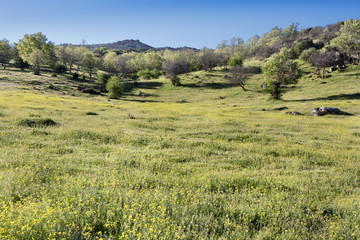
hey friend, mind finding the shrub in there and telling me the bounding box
[292,38,315,57]
[72,73,79,80]
[54,63,67,73]
[106,76,124,99]
[85,112,98,115]
[246,66,262,74]
[300,48,317,63]
[137,69,163,80]
[164,59,190,86]
[18,118,58,127]
[97,73,111,91]
[227,54,243,67]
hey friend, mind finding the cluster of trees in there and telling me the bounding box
[0,19,358,100]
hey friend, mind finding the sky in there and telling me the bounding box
[2,0,360,49]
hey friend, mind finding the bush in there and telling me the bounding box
[228,54,243,67]
[106,76,124,99]
[246,66,262,74]
[14,57,29,70]
[72,73,79,80]
[18,118,58,127]
[85,112,98,115]
[137,69,163,80]
[300,48,317,63]
[292,38,315,57]
[54,63,67,73]
[97,73,111,91]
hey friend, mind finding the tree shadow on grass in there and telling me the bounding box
[181,82,234,89]
[289,93,360,102]
[124,81,163,92]
[121,98,162,103]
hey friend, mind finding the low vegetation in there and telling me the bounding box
[0,18,359,239]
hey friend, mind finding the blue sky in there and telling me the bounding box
[2,0,359,49]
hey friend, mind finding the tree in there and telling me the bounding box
[106,76,124,99]
[198,49,219,71]
[164,59,190,86]
[330,19,360,63]
[227,53,243,67]
[311,50,345,78]
[27,49,46,75]
[262,48,301,100]
[82,52,100,81]
[0,39,13,69]
[16,32,53,74]
[54,45,67,65]
[64,45,79,73]
[103,52,119,75]
[229,66,249,91]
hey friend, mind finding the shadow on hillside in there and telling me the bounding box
[345,73,360,77]
[289,93,360,102]
[124,81,163,92]
[121,98,162,103]
[181,82,234,89]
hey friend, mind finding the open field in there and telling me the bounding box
[0,65,359,239]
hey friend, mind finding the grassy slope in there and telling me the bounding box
[0,64,359,239]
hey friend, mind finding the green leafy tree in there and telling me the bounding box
[27,49,46,75]
[82,52,100,81]
[106,76,124,99]
[16,32,54,74]
[330,19,360,63]
[103,52,119,75]
[262,48,302,100]
[0,39,13,69]
[64,45,79,73]
[227,53,243,67]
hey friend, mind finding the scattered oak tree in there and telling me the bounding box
[262,48,301,100]
[0,39,13,69]
[16,32,53,75]
[330,19,360,63]
[27,49,47,75]
[311,50,345,78]
[82,52,100,81]
[106,76,124,99]
[164,59,190,86]
[229,66,249,91]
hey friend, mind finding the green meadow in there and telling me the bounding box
[0,64,359,239]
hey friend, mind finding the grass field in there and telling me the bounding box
[0,64,359,239]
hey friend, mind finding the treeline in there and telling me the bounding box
[0,19,359,99]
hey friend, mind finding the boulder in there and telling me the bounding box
[311,107,341,116]
[286,111,302,115]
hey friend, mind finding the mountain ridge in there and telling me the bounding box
[69,39,198,52]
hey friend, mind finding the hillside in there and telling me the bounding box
[71,39,198,51]
[0,60,359,238]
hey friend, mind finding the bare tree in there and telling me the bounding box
[311,50,345,78]
[229,66,249,91]
[164,59,190,86]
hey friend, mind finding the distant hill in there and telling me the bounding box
[69,39,198,52]
[85,39,154,51]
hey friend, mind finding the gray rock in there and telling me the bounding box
[286,111,303,115]
[312,107,341,116]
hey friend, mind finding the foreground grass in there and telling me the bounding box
[0,66,359,239]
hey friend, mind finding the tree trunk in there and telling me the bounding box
[33,65,40,75]
[273,82,281,100]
